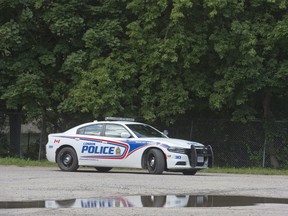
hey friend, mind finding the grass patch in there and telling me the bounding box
[203,167,288,175]
[0,157,56,167]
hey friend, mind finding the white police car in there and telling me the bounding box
[46,117,213,175]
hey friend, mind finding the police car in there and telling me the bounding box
[46,117,213,175]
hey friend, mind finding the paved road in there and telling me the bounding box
[1,166,288,215]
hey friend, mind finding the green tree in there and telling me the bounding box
[68,0,214,124]
[204,0,288,167]
[1,0,288,167]
[59,0,140,120]
[0,0,93,157]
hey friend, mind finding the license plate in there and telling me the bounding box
[197,156,204,163]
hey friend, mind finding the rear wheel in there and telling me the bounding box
[95,167,112,172]
[146,149,165,174]
[57,147,79,171]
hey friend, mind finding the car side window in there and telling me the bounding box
[104,124,129,138]
[77,124,103,136]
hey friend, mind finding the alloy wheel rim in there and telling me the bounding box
[63,154,72,166]
[149,156,155,169]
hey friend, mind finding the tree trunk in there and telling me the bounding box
[9,109,22,158]
[38,110,48,160]
[263,91,279,169]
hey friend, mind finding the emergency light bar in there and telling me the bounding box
[105,117,135,122]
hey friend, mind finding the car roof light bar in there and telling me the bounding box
[105,117,135,122]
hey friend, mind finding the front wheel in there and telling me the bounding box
[146,149,165,174]
[57,147,79,171]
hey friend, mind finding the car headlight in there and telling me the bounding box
[167,147,187,154]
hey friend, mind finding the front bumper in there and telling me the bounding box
[189,145,214,168]
[166,145,214,170]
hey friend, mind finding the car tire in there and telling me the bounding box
[146,149,165,174]
[95,167,112,172]
[57,147,79,171]
[182,170,197,175]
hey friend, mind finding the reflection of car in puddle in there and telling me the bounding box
[45,195,205,208]
[140,195,208,207]
[2,195,288,209]
[46,196,133,208]
[45,195,288,208]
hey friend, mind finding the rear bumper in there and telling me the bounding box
[46,143,56,162]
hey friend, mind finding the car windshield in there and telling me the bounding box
[126,124,165,138]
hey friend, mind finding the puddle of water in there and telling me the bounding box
[1,195,288,209]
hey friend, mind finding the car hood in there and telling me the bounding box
[137,137,204,148]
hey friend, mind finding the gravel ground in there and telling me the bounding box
[1,166,288,216]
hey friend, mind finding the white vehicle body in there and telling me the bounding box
[46,118,213,175]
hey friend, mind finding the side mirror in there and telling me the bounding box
[121,132,131,138]
[163,130,169,136]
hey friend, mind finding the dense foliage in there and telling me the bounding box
[1,0,288,165]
